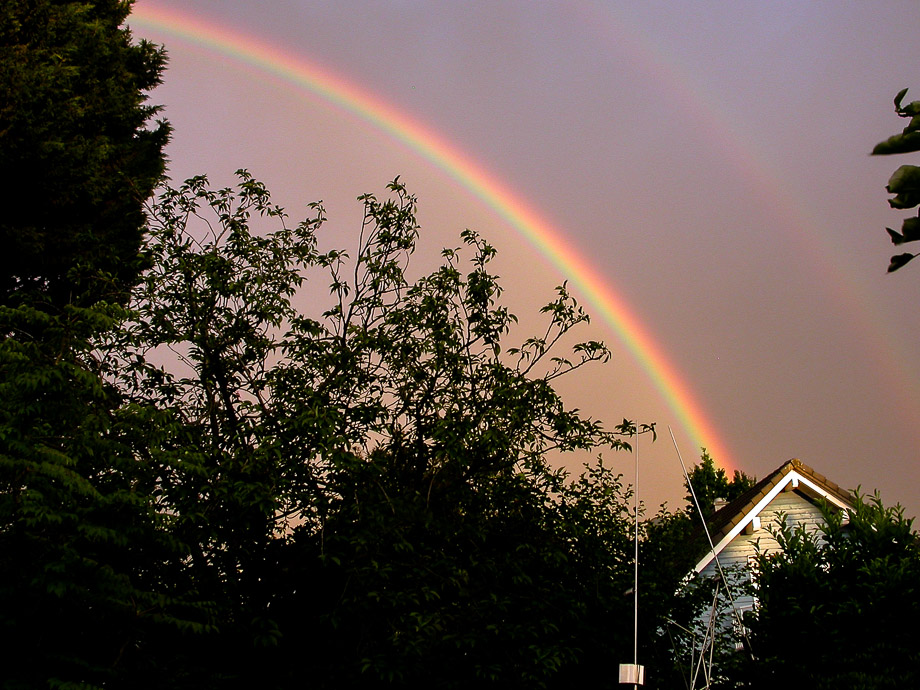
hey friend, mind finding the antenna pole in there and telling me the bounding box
[633,426,639,667]
[619,424,645,685]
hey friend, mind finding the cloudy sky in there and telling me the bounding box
[131,0,920,514]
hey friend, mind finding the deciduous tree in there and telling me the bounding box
[112,171,663,687]
[729,494,920,689]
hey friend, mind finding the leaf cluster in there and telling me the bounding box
[872,88,920,272]
[76,171,674,688]
[0,0,170,306]
[730,494,920,689]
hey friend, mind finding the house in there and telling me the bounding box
[689,458,855,645]
[693,458,854,579]
[668,460,857,687]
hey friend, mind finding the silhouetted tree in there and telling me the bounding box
[0,4,193,688]
[729,494,920,689]
[110,172,668,688]
[686,448,755,517]
[0,0,169,306]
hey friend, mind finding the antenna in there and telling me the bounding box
[619,423,645,686]
[669,426,753,664]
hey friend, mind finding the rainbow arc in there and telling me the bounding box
[130,4,737,470]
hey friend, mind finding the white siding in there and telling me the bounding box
[698,490,827,613]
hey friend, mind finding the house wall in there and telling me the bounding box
[698,489,828,615]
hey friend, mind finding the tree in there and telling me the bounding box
[685,448,755,517]
[730,494,920,689]
[872,88,920,272]
[639,505,724,689]
[0,4,702,684]
[0,4,192,688]
[108,171,667,688]
[0,0,169,306]
[0,302,213,688]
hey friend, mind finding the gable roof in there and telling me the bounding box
[692,458,855,574]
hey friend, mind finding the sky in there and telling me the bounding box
[130,0,920,515]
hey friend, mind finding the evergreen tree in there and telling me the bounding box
[685,448,755,517]
[0,0,169,306]
[0,3,187,688]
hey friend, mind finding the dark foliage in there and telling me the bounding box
[872,88,920,272]
[0,0,169,306]
[0,4,192,688]
[686,448,755,518]
[21,5,920,687]
[729,494,920,689]
[103,172,667,688]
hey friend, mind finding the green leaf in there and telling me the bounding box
[887,227,906,245]
[902,215,920,242]
[888,253,917,272]
[872,130,920,155]
[886,165,920,209]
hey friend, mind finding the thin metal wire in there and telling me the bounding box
[669,426,753,658]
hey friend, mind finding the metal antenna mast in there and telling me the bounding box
[619,424,645,686]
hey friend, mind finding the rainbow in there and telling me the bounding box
[129,3,737,470]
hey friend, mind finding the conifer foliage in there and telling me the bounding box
[0,0,169,306]
[0,2,178,687]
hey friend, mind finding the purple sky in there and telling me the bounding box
[133,0,920,514]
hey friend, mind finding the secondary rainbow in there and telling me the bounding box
[130,3,737,470]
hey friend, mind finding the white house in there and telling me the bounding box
[685,458,855,669]
[693,458,854,583]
